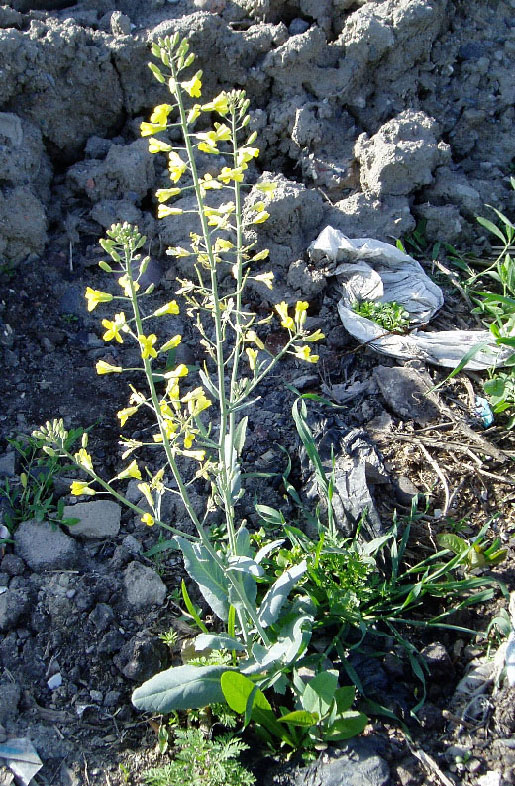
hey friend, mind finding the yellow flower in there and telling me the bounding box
[102,312,128,343]
[275,301,294,330]
[245,330,264,349]
[181,72,202,98]
[70,481,95,496]
[202,93,229,115]
[168,151,188,182]
[294,301,309,329]
[148,137,172,154]
[150,104,173,125]
[155,187,182,202]
[181,387,212,416]
[187,104,202,124]
[138,334,158,360]
[200,174,223,194]
[294,345,319,363]
[237,146,259,166]
[153,300,180,316]
[140,121,167,137]
[158,205,184,218]
[141,513,154,526]
[214,238,234,252]
[167,246,191,257]
[252,210,270,224]
[254,272,274,290]
[159,334,182,353]
[117,406,138,427]
[183,431,195,449]
[117,460,142,480]
[96,360,123,375]
[164,363,189,380]
[182,449,206,462]
[304,329,325,342]
[117,275,139,297]
[85,287,113,312]
[74,448,93,472]
[213,123,231,142]
[218,166,245,184]
[137,482,153,508]
[246,347,258,371]
[256,181,277,196]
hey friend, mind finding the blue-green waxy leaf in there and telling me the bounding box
[194,633,246,652]
[258,560,307,627]
[301,671,338,717]
[132,665,230,713]
[175,537,229,621]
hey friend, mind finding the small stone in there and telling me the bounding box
[0,722,6,742]
[124,562,167,610]
[295,737,390,786]
[122,535,143,555]
[114,633,168,681]
[393,476,420,506]
[421,642,454,681]
[89,689,103,703]
[104,690,121,708]
[14,520,80,571]
[0,554,25,576]
[110,11,131,36]
[89,603,115,633]
[0,588,32,632]
[373,365,441,425]
[98,629,125,655]
[48,673,62,690]
[63,500,121,539]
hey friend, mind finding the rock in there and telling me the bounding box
[66,139,155,203]
[123,561,167,610]
[289,18,310,36]
[0,186,48,264]
[393,475,420,507]
[0,554,25,576]
[0,6,23,28]
[0,452,16,478]
[0,680,21,723]
[0,114,52,200]
[114,632,168,681]
[62,500,121,539]
[413,203,462,244]
[98,629,125,655]
[14,519,80,571]
[110,11,131,37]
[421,642,455,681]
[295,738,390,786]
[88,603,115,633]
[91,199,143,229]
[325,193,415,241]
[355,111,450,197]
[373,366,441,425]
[0,588,31,633]
[244,175,325,271]
[287,259,326,299]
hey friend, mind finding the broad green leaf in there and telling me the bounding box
[334,685,356,713]
[194,633,246,652]
[221,671,270,714]
[258,560,307,627]
[132,664,229,713]
[323,711,368,741]
[278,710,318,727]
[301,671,338,717]
[438,533,469,555]
[255,504,285,526]
[235,525,252,557]
[176,537,229,621]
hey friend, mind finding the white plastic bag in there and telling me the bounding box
[309,227,510,369]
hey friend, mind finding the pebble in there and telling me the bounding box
[14,519,80,571]
[123,562,167,610]
[63,500,121,539]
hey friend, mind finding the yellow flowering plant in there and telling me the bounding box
[34,36,336,737]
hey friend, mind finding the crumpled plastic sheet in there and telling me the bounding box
[309,226,511,369]
[0,739,42,786]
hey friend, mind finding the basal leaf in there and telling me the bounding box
[258,560,307,627]
[132,664,229,713]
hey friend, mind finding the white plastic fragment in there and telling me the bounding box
[0,739,42,786]
[505,631,515,686]
[309,227,511,369]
